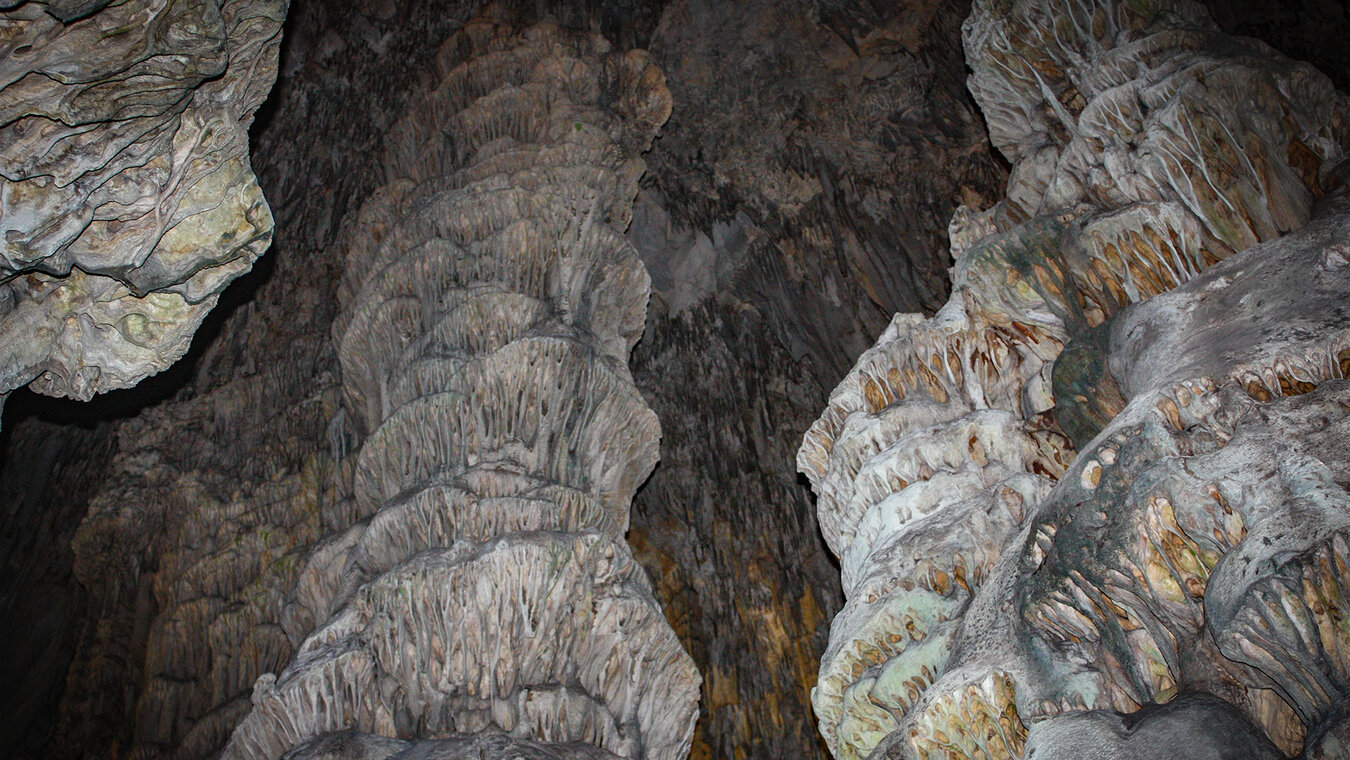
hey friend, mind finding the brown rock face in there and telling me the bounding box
[0,0,286,402]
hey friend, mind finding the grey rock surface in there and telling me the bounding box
[281,731,624,760]
[1022,693,1282,760]
[0,0,286,401]
[221,15,698,760]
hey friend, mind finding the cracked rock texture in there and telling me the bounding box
[799,0,1350,758]
[0,0,286,402]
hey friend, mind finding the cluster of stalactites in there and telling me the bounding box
[221,15,697,760]
[799,0,1350,758]
[0,0,285,404]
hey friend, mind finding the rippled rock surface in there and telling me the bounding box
[221,14,698,760]
[799,1,1350,758]
[0,0,286,402]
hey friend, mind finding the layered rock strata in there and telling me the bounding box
[0,0,285,403]
[799,1,1350,758]
[221,16,698,760]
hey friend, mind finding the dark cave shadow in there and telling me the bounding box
[798,470,841,574]
[246,18,294,148]
[249,81,283,148]
[0,245,279,450]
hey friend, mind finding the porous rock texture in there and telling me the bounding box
[799,1,1350,758]
[0,0,285,403]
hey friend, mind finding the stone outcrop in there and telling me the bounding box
[0,0,286,403]
[799,1,1350,758]
[220,15,698,760]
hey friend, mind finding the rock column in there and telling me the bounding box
[222,15,698,760]
[799,1,1350,758]
[0,0,285,405]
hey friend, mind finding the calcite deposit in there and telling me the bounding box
[799,0,1350,758]
[0,0,286,402]
[9,1,1350,760]
[221,15,698,760]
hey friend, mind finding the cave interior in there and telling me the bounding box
[3,1,1350,759]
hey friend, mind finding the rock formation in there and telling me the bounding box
[622,3,1006,756]
[219,14,699,760]
[799,0,1350,758]
[0,0,286,403]
[6,1,1350,759]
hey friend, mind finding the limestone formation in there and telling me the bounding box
[1022,693,1282,760]
[281,731,624,760]
[13,2,1350,760]
[799,1,1350,758]
[0,0,286,403]
[222,16,698,760]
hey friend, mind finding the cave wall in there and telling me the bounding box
[0,1,1001,758]
[624,2,1007,758]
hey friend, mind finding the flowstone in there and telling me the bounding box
[0,0,286,403]
[222,15,698,760]
[799,1,1350,758]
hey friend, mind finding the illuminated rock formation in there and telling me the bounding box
[15,2,1350,760]
[799,1,1350,758]
[0,0,286,402]
[221,16,698,760]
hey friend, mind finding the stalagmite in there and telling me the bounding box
[221,14,698,760]
[799,0,1350,758]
